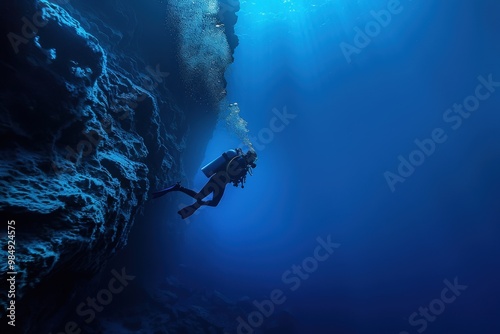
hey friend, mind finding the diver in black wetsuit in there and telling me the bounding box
[153,148,257,219]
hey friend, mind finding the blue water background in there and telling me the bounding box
[171,1,500,332]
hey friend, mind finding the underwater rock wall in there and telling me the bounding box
[0,0,239,332]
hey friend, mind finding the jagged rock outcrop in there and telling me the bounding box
[0,0,239,332]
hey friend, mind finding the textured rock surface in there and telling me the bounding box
[0,0,239,332]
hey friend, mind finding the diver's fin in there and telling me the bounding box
[178,202,201,219]
[152,182,181,199]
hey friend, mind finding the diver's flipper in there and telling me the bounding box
[178,202,201,219]
[152,182,181,199]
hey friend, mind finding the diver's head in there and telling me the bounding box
[245,149,258,167]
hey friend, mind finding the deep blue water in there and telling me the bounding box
[171,1,500,333]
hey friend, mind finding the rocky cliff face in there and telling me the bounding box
[0,0,239,332]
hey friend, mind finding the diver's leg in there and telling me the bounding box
[177,179,216,219]
[178,188,225,219]
[200,172,229,206]
[203,184,226,207]
[152,182,182,199]
[178,201,202,219]
[194,175,221,201]
[178,183,227,218]
[153,181,201,199]
[176,186,198,198]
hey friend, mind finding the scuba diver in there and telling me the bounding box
[153,148,257,219]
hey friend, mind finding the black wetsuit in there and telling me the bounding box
[175,155,249,218]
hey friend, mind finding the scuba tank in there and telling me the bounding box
[201,149,242,178]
